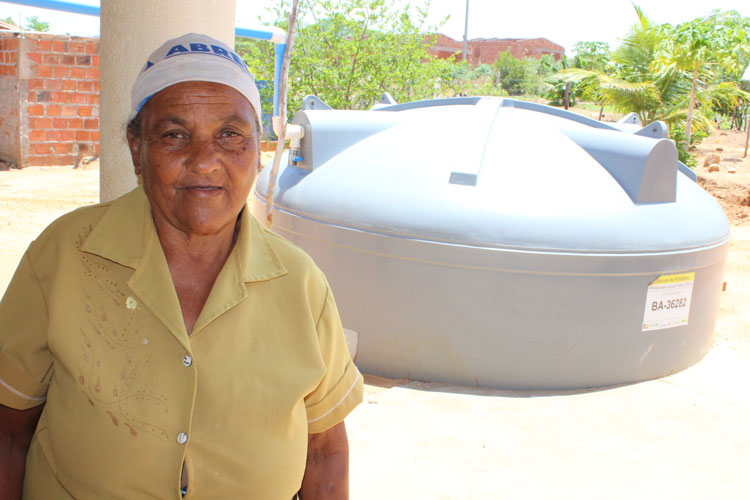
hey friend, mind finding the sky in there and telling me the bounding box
[1,0,749,57]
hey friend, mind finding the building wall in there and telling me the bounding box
[428,34,564,66]
[0,35,20,167]
[0,31,100,168]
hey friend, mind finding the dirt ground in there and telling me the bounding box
[694,129,750,225]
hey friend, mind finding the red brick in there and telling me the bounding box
[68,117,83,129]
[28,78,44,90]
[91,55,99,66]
[32,143,53,154]
[62,80,76,90]
[59,130,75,141]
[26,155,46,166]
[27,91,36,102]
[43,53,59,65]
[68,42,84,53]
[85,41,98,55]
[53,118,68,128]
[91,131,100,143]
[44,79,61,90]
[46,104,62,116]
[53,66,70,78]
[77,106,93,117]
[84,67,99,80]
[75,130,90,141]
[31,117,52,129]
[85,94,99,105]
[29,130,45,141]
[35,39,52,51]
[56,154,76,166]
[27,52,42,64]
[62,105,77,116]
[61,55,75,65]
[36,65,53,77]
[70,67,85,79]
[92,81,100,92]
[25,155,41,166]
[75,55,91,66]
[77,81,92,92]
[83,118,98,130]
[28,104,44,116]
[53,92,70,103]
[3,38,18,50]
[69,92,85,104]
[45,130,60,141]
[53,143,73,154]
[8,52,16,63]
[52,40,67,52]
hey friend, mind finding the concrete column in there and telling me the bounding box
[99,0,236,202]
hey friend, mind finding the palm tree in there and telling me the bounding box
[554,4,750,161]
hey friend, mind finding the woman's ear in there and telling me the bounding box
[127,128,142,176]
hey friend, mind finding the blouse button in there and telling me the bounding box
[177,432,188,445]
[182,355,193,367]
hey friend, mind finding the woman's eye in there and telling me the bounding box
[221,130,241,138]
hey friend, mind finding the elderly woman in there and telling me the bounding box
[0,33,362,499]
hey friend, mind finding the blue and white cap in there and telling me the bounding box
[130,33,262,132]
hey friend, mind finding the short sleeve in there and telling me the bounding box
[304,280,363,434]
[0,252,52,409]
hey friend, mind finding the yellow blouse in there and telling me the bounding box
[0,186,362,499]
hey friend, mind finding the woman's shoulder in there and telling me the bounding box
[28,188,141,260]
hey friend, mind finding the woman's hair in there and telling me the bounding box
[126,111,142,141]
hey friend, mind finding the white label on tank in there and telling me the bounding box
[642,272,695,331]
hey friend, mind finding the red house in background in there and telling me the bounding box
[429,34,564,65]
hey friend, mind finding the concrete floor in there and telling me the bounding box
[347,228,750,500]
[348,348,749,499]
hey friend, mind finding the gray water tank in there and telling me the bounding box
[254,97,729,390]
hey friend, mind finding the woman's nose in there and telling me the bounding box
[185,138,221,174]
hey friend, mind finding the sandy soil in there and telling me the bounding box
[694,129,750,225]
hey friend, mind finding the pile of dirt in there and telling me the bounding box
[694,129,750,226]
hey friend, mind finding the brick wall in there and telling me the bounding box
[0,31,100,168]
[428,34,565,66]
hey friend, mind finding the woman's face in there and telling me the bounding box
[128,81,259,239]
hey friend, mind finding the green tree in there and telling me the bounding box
[24,15,50,32]
[555,4,750,165]
[492,51,528,96]
[571,41,610,72]
[656,11,750,143]
[1,16,18,27]
[237,0,449,115]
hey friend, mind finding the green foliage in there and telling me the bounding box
[24,15,50,32]
[236,0,449,117]
[487,51,559,97]
[1,16,18,27]
[439,61,506,97]
[552,4,750,166]
[571,41,610,72]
